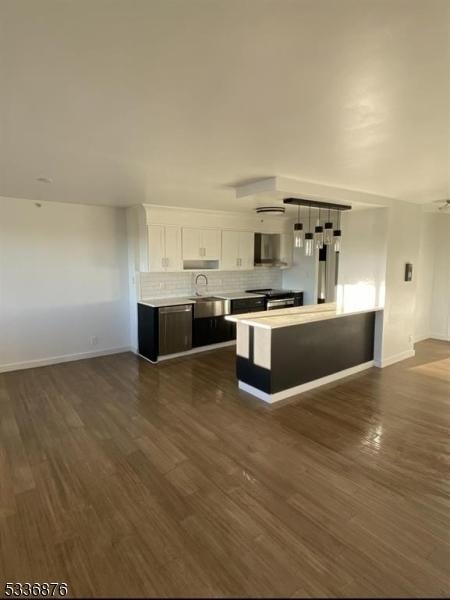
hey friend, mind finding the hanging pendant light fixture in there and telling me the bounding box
[305,203,314,256]
[334,210,342,252]
[282,198,349,256]
[293,204,304,248]
[324,208,334,245]
[314,208,324,249]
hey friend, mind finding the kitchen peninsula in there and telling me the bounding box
[227,303,382,403]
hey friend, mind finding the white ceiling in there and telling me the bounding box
[0,0,449,211]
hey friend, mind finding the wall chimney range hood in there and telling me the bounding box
[254,233,285,267]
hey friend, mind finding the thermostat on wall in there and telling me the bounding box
[404,263,413,282]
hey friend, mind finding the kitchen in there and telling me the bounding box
[132,196,385,403]
[131,202,316,362]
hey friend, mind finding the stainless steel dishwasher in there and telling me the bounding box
[158,305,192,356]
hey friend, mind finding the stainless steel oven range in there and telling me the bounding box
[245,289,303,311]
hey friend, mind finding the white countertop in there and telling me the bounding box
[138,291,265,308]
[213,291,265,300]
[139,297,195,308]
[227,302,382,329]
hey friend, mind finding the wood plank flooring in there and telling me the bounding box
[0,339,449,598]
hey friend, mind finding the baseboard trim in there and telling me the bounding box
[239,360,375,404]
[414,333,450,343]
[374,349,415,368]
[414,334,430,343]
[157,340,236,362]
[429,333,450,342]
[0,346,133,374]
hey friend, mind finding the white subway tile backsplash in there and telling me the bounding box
[139,269,282,299]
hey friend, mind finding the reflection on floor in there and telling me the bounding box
[410,356,450,382]
[0,339,449,597]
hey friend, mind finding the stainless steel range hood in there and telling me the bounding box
[254,233,285,267]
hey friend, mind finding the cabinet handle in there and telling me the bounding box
[165,257,169,267]
[236,258,239,267]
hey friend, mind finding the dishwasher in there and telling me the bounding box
[158,305,192,356]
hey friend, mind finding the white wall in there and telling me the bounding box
[337,208,389,312]
[0,197,130,371]
[380,201,423,364]
[282,251,317,304]
[414,213,436,342]
[430,214,450,341]
[336,204,444,365]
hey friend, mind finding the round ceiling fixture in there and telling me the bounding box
[255,206,286,216]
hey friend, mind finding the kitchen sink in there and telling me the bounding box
[189,296,231,319]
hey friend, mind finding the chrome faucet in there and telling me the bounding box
[194,273,208,296]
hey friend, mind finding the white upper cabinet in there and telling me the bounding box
[164,225,182,271]
[129,205,288,273]
[182,228,221,261]
[202,228,221,260]
[147,225,165,272]
[182,228,201,260]
[239,231,255,270]
[221,230,239,270]
[147,224,181,272]
[221,230,254,270]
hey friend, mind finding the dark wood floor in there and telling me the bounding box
[0,339,449,598]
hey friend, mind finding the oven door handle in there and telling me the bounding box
[268,298,294,305]
[267,298,295,309]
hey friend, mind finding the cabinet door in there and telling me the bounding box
[192,317,215,347]
[147,225,165,272]
[201,229,221,260]
[182,228,202,260]
[221,230,240,270]
[164,226,181,271]
[215,317,235,342]
[280,233,293,267]
[239,231,255,270]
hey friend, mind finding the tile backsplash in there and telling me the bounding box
[139,269,282,299]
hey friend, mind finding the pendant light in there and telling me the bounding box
[324,208,334,245]
[314,208,324,249]
[334,210,342,252]
[293,204,304,248]
[305,203,314,256]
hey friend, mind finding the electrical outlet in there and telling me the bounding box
[89,336,98,346]
[159,282,165,289]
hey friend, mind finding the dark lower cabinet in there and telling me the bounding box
[138,304,159,362]
[193,316,234,347]
[231,297,265,314]
[293,292,304,306]
[218,316,235,343]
